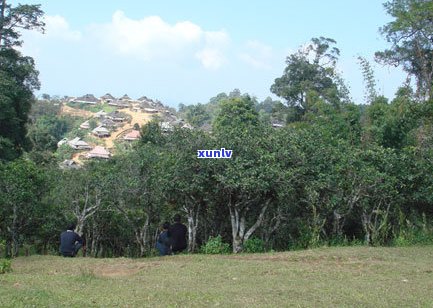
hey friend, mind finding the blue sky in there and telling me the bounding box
[21,0,407,107]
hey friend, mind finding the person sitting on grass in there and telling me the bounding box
[169,214,187,254]
[60,223,84,257]
[156,222,172,256]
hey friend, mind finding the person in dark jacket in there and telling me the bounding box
[60,223,83,257]
[156,222,172,256]
[169,214,187,253]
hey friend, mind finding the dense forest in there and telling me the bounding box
[1,0,433,258]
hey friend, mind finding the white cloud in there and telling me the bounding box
[195,31,229,70]
[239,40,273,70]
[43,15,82,41]
[195,48,226,70]
[91,11,229,69]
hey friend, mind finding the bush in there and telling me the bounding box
[243,237,266,253]
[393,213,433,246]
[0,259,12,274]
[200,236,230,254]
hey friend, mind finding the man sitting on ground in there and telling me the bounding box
[60,223,83,257]
[169,214,187,253]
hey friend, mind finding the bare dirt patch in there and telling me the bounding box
[93,261,161,278]
[61,105,93,118]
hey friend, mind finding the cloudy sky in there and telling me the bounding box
[21,0,406,107]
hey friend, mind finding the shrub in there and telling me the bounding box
[243,237,266,253]
[393,213,433,246]
[0,259,12,274]
[200,236,230,254]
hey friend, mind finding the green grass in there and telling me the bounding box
[1,246,433,307]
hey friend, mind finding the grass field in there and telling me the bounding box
[1,246,433,307]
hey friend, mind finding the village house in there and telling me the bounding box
[107,111,127,122]
[119,94,133,102]
[87,146,111,159]
[59,159,80,170]
[68,137,92,150]
[137,95,150,102]
[79,120,90,129]
[100,118,117,129]
[160,122,173,133]
[143,107,158,114]
[92,126,110,138]
[100,93,116,103]
[181,123,194,130]
[73,94,100,105]
[123,130,140,141]
[94,110,108,118]
[271,122,284,128]
[108,99,129,108]
[57,138,68,147]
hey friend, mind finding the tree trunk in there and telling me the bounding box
[361,211,371,245]
[11,204,19,257]
[229,201,269,253]
[134,216,149,257]
[184,202,200,253]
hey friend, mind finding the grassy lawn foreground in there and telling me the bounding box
[1,246,433,307]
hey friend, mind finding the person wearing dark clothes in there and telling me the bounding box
[169,214,187,253]
[60,223,83,257]
[156,222,172,256]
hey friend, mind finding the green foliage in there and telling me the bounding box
[358,56,378,104]
[200,236,231,254]
[271,37,347,115]
[54,144,75,161]
[0,2,45,161]
[393,213,433,246]
[184,103,210,127]
[243,237,266,253]
[0,259,12,274]
[0,1,45,48]
[376,0,433,100]
[28,115,75,152]
[140,121,165,145]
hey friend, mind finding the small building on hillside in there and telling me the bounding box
[92,126,110,138]
[87,146,111,159]
[68,137,92,150]
[59,159,80,170]
[107,111,127,122]
[181,123,194,130]
[123,130,140,141]
[119,94,132,102]
[160,122,173,133]
[271,122,284,128]
[143,108,158,114]
[79,120,90,129]
[73,94,100,104]
[94,110,108,118]
[108,99,129,108]
[57,138,68,147]
[100,118,117,129]
[100,93,116,103]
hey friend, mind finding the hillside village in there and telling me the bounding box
[57,93,193,168]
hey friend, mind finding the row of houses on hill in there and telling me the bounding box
[67,93,164,113]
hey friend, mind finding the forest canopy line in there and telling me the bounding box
[1,0,433,258]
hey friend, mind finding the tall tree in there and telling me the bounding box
[0,1,44,48]
[0,1,44,161]
[375,0,433,100]
[0,159,46,257]
[358,56,379,104]
[213,96,280,252]
[271,37,348,121]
